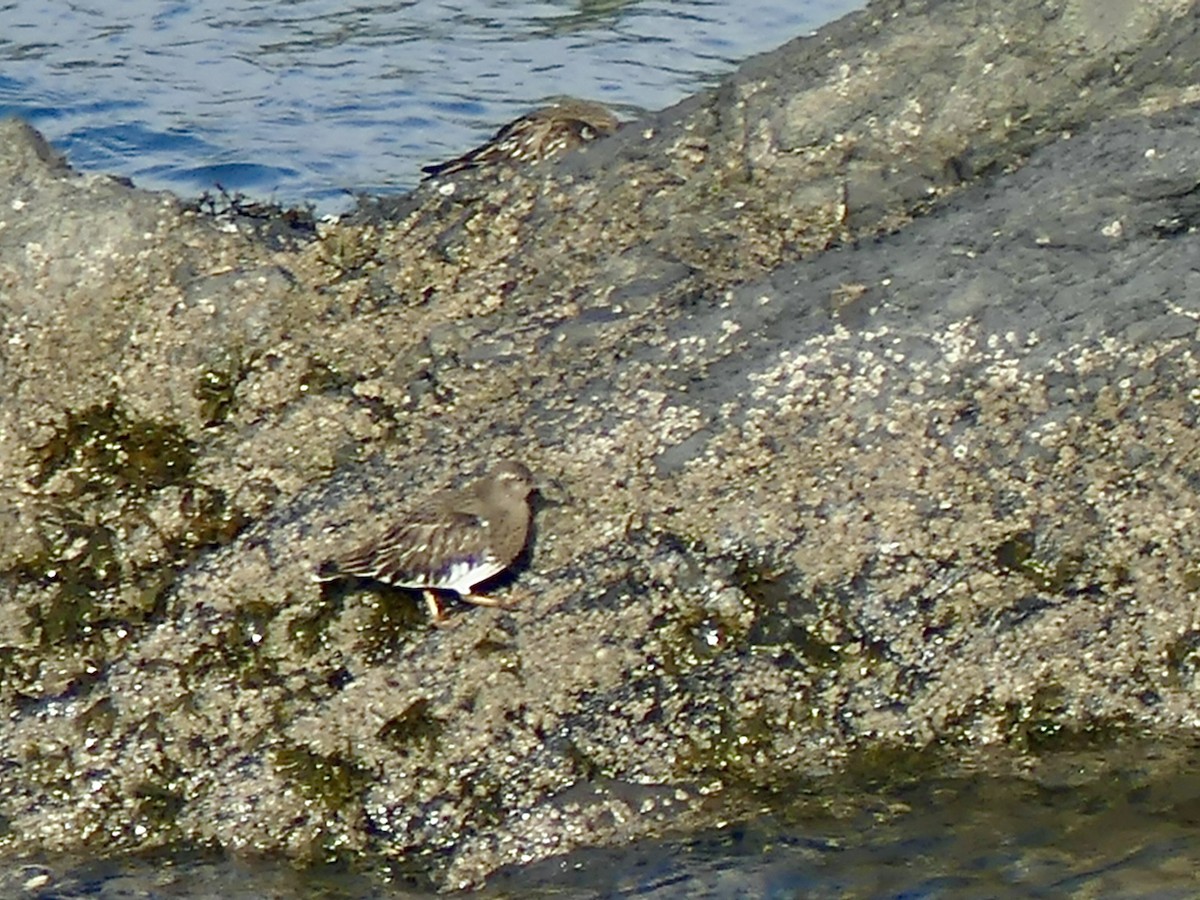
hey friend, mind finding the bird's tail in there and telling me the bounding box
[313,559,344,583]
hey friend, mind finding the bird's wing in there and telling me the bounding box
[420,113,546,177]
[326,509,488,585]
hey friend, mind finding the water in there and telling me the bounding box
[0,0,865,214]
[8,742,1200,897]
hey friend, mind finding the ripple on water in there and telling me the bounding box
[0,0,865,214]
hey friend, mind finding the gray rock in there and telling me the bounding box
[2,0,1199,889]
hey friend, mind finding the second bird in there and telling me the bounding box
[421,98,619,178]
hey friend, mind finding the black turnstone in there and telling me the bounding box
[421,98,619,178]
[318,461,537,624]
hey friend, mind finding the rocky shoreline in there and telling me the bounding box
[3,0,1200,888]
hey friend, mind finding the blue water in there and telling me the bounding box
[0,0,864,214]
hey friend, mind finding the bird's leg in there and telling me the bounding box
[423,590,455,627]
[461,591,521,610]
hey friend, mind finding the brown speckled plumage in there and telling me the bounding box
[319,461,536,624]
[421,99,618,178]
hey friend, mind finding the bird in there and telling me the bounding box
[421,98,619,178]
[317,461,537,625]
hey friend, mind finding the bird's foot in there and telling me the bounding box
[462,591,523,611]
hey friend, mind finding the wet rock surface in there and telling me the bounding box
[3,0,1200,889]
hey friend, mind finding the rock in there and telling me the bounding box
[2,0,1200,888]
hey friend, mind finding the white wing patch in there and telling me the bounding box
[384,555,506,596]
[440,556,505,596]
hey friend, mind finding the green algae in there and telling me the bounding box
[670,694,790,790]
[993,532,1086,594]
[733,557,843,667]
[841,740,948,793]
[77,695,118,738]
[355,589,429,661]
[650,606,746,678]
[18,516,120,645]
[562,737,604,782]
[300,358,355,395]
[273,744,372,813]
[1002,684,1132,753]
[732,556,790,609]
[457,772,509,829]
[31,401,196,497]
[195,355,252,426]
[10,489,245,650]
[173,485,248,552]
[317,224,380,275]
[288,596,341,657]
[1183,567,1200,593]
[11,401,249,655]
[181,603,282,690]
[133,774,187,832]
[1165,629,1200,685]
[227,600,284,690]
[377,697,442,753]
